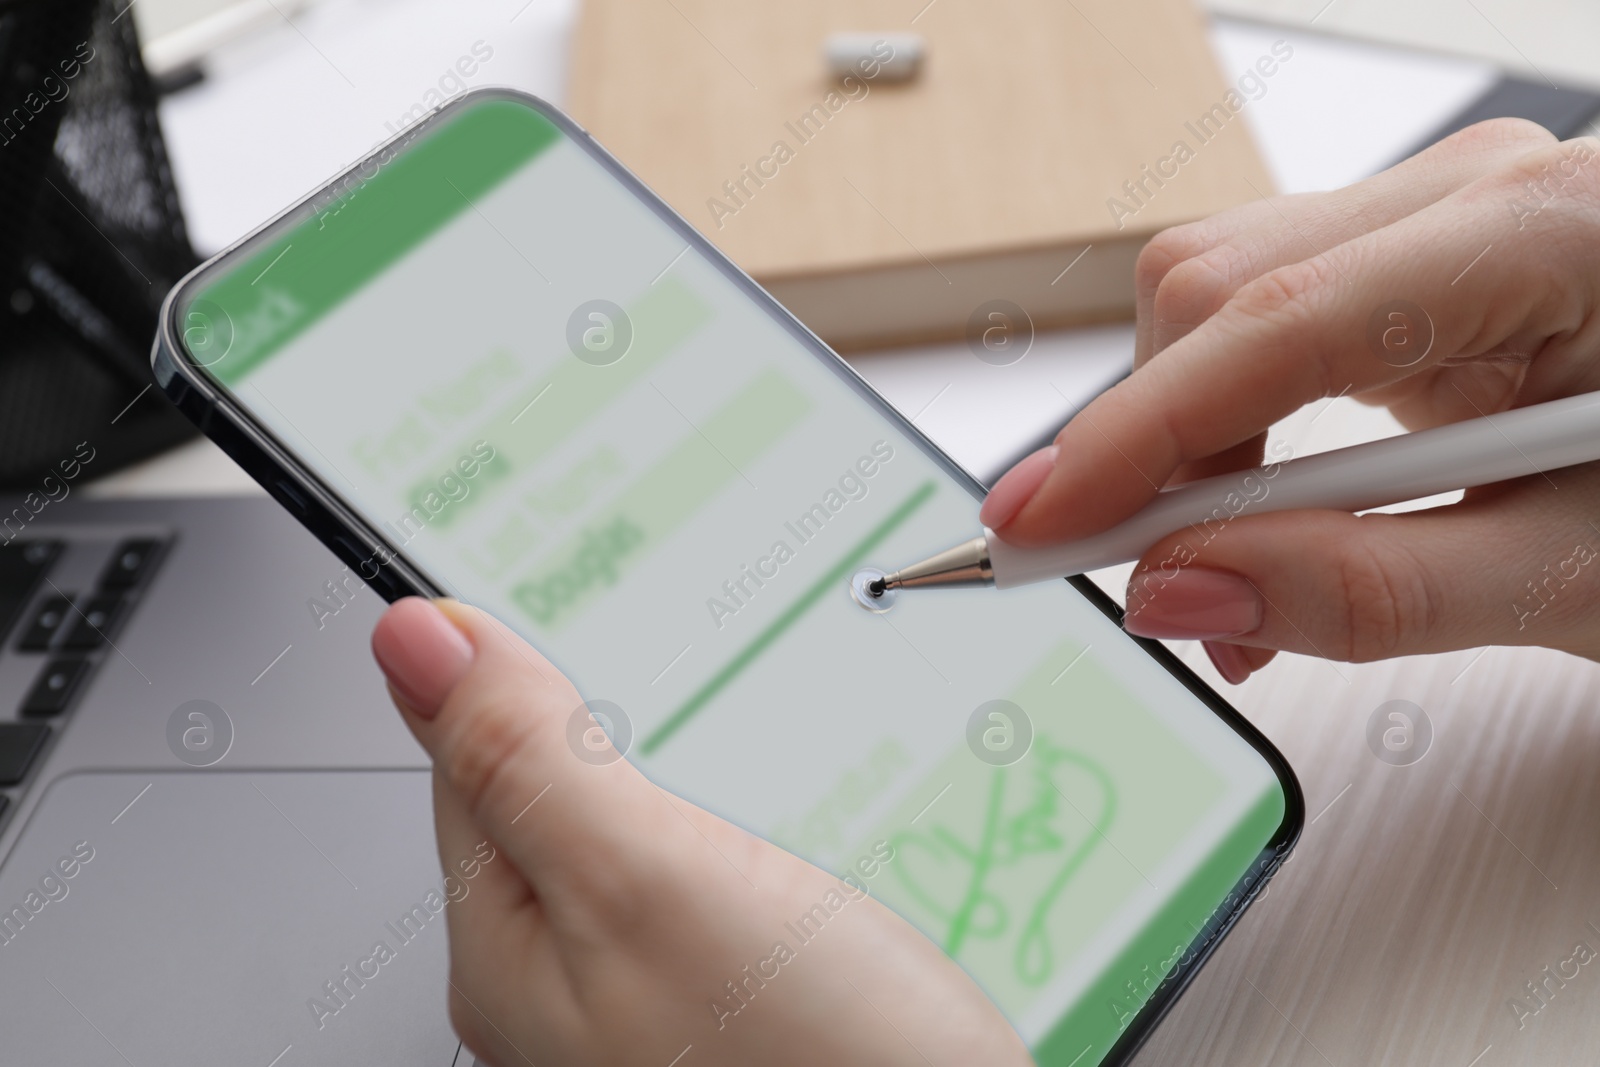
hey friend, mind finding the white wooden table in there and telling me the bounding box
[1137,639,1600,1067]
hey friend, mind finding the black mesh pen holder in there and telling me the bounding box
[0,0,198,487]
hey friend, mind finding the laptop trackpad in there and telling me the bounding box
[0,771,462,1065]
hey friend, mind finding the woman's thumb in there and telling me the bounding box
[371,597,657,892]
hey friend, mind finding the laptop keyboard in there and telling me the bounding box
[0,534,169,828]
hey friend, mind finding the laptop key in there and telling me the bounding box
[22,659,92,717]
[0,539,62,643]
[19,541,61,568]
[0,722,49,786]
[17,593,74,652]
[98,538,163,589]
[62,593,128,650]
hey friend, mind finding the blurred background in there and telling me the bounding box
[91,0,1600,495]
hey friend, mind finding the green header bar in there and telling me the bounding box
[191,99,562,385]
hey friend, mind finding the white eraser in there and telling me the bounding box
[824,33,924,83]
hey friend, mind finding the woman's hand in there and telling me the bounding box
[982,118,1600,682]
[371,597,1032,1067]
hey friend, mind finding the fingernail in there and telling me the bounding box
[1123,566,1261,640]
[1203,640,1253,685]
[980,445,1059,529]
[371,598,475,719]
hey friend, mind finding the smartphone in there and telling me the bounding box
[153,89,1300,1065]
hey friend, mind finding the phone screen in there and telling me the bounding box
[171,94,1291,1064]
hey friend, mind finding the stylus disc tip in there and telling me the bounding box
[850,568,897,613]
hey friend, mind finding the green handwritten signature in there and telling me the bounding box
[888,736,1117,986]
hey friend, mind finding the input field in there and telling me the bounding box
[403,275,714,526]
[509,367,814,632]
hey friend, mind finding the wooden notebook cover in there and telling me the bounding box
[568,0,1274,346]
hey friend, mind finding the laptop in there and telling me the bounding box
[0,493,471,1065]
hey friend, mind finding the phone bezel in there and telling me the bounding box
[151,86,1303,1065]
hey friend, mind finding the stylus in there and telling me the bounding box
[870,389,1600,593]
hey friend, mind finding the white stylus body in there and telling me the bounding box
[879,390,1600,592]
